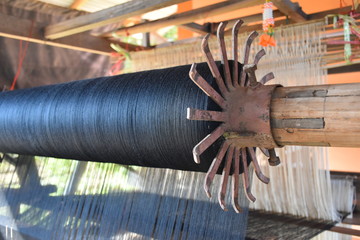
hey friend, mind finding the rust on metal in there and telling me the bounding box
[260,72,275,85]
[259,147,270,157]
[232,20,243,87]
[244,63,258,86]
[254,49,266,65]
[189,63,227,108]
[201,34,228,95]
[241,148,256,202]
[192,125,225,164]
[217,21,233,90]
[204,141,230,198]
[268,148,281,166]
[240,31,259,86]
[187,108,227,122]
[247,147,270,184]
[223,84,280,149]
[219,145,235,211]
[232,147,242,213]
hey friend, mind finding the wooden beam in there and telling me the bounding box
[180,22,211,35]
[343,217,360,226]
[309,6,353,20]
[272,0,308,22]
[213,10,284,33]
[271,83,360,147]
[0,12,113,55]
[224,19,291,35]
[101,0,263,37]
[330,226,360,236]
[328,63,360,74]
[45,0,189,39]
[69,0,88,10]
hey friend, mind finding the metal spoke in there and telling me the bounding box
[218,145,234,211]
[201,34,228,95]
[231,147,242,213]
[192,125,225,164]
[241,148,256,202]
[254,49,266,65]
[247,147,270,184]
[217,22,232,90]
[259,147,270,157]
[268,148,281,166]
[189,63,226,108]
[232,20,244,87]
[260,72,275,85]
[187,108,227,122]
[204,141,230,198]
[240,31,259,86]
[244,64,258,87]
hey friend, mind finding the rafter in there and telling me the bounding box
[0,13,114,55]
[272,0,308,22]
[100,0,263,37]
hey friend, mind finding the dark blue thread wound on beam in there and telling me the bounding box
[0,63,222,172]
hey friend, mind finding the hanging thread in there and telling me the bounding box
[9,20,35,90]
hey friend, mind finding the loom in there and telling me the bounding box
[0,21,359,216]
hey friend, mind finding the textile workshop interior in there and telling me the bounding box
[0,0,359,239]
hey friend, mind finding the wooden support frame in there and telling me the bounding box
[0,12,113,55]
[180,22,211,35]
[0,11,150,55]
[272,0,308,22]
[99,0,263,37]
[45,0,189,39]
[212,10,284,34]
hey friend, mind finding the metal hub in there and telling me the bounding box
[187,20,282,212]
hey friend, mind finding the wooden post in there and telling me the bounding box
[271,83,360,147]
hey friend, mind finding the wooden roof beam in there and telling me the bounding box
[272,0,308,22]
[308,6,356,20]
[211,9,284,33]
[180,22,211,35]
[100,0,263,37]
[0,12,148,55]
[45,0,189,40]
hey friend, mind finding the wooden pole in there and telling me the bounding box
[271,83,360,147]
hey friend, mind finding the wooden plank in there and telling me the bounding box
[224,19,291,35]
[271,84,360,147]
[180,9,283,35]
[271,118,325,129]
[343,217,360,226]
[101,0,263,37]
[213,10,284,32]
[272,0,308,22]
[309,6,353,20]
[180,22,211,35]
[272,83,360,98]
[0,12,113,55]
[45,0,188,39]
[331,226,360,236]
[328,63,360,74]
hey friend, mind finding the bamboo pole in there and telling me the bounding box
[271,83,360,147]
